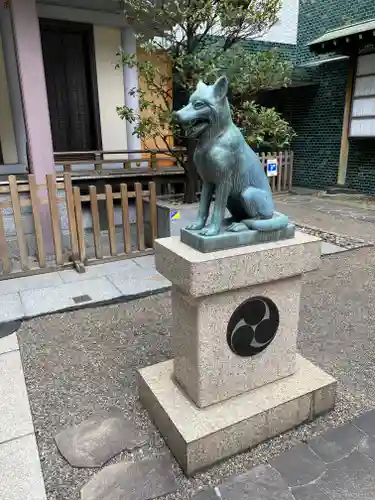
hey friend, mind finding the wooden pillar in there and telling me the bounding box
[337,56,356,186]
[10,0,55,182]
[10,0,55,254]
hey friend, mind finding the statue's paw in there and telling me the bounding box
[186,221,205,231]
[199,225,220,237]
[227,222,248,233]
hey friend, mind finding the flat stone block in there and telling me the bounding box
[107,270,171,297]
[181,222,295,253]
[20,277,122,318]
[0,350,34,444]
[58,258,141,283]
[308,423,365,463]
[352,409,375,435]
[317,450,375,500]
[0,434,47,500]
[138,354,336,475]
[155,231,321,297]
[172,276,301,407]
[81,456,178,500]
[55,410,148,467]
[321,242,346,255]
[0,292,24,323]
[292,484,332,500]
[0,272,63,294]
[270,443,326,487]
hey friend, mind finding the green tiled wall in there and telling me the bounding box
[290,0,375,192]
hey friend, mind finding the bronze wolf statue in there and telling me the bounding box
[173,75,288,237]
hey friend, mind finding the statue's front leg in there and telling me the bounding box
[185,182,214,230]
[200,180,230,236]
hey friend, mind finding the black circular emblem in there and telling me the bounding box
[227,297,279,357]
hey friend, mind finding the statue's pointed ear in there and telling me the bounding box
[213,75,229,100]
[196,80,207,92]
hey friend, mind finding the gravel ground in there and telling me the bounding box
[294,223,369,249]
[18,247,375,500]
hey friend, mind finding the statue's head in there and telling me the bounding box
[172,76,230,138]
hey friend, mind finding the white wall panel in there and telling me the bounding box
[93,26,127,157]
[352,97,375,117]
[350,118,375,137]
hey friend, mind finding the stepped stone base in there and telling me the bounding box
[139,355,336,476]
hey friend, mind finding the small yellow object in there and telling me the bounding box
[171,210,181,221]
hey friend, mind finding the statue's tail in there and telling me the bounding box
[246,212,289,232]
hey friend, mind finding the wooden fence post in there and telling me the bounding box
[135,182,145,251]
[120,183,132,254]
[29,175,46,268]
[9,175,28,270]
[73,186,86,264]
[105,184,117,256]
[89,186,103,259]
[46,174,63,266]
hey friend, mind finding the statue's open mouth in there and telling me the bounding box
[186,118,210,137]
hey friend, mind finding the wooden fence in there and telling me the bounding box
[196,150,293,194]
[53,148,293,194]
[259,150,294,193]
[54,148,185,173]
[0,174,157,279]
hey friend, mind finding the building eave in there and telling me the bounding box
[308,18,375,54]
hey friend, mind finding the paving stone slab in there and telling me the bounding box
[107,271,171,297]
[21,278,122,317]
[308,423,366,463]
[321,242,346,255]
[358,435,375,460]
[55,410,148,467]
[292,484,332,500]
[0,319,22,341]
[270,443,326,488]
[191,489,220,500]
[80,456,178,500]
[0,271,63,294]
[0,433,47,500]
[0,350,34,444]
[317,450,375,499]
[133,255,156,271]
[0,292,24,322]
[352,409,375,435]
[0,331,19,354]
[59,258,141,283]
[219,464,295,500]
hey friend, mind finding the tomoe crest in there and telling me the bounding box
[227,297,279,357]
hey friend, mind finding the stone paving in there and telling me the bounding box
[193,410,375,499]
[0,255,170,323]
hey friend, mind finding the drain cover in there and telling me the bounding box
[72,294,92,304]
[0,320,22,339]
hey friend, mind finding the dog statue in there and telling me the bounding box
[173,75,288,237]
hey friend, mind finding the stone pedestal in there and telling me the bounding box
[139,232,336,475]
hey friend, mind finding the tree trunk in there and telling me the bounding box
[184,139,198,203]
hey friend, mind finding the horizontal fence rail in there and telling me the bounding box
[54,148,186,173]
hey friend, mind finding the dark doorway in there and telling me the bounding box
[39,19,102,156]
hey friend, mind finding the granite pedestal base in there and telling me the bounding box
[139,355,336,475]
[140,233,336,474]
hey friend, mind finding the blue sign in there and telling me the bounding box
[266,159,278,177]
